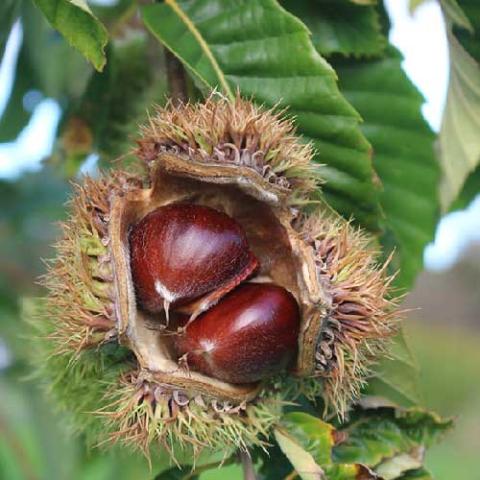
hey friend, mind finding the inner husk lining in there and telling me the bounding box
[109,153,325,402]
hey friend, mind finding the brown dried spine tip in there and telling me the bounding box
[129,203,258,317]
[137,95,322,204]
[173,283,300,384]
[297,211,398,412]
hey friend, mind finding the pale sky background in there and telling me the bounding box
[0,0,479,272]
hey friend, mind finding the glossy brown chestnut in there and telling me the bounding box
[173,283,300,384]
[129,203,258,315]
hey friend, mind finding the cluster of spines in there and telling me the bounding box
[96,373,283,460]
[42,176,114,355]
[136,94,322,203]
[296,211,398,415]
[41,172,145,355]
[37,169,283,459]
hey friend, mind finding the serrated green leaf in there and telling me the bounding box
[21,1,91,99]
[142,0,382,231]
[274,427,325,480]
[285,7,433,402]
[282,412,335,465]
[438,0,480,209]
[333,47,439,290]
[366,330,422,408]
[277,5,437,288]
[333,406,453,470]
[281,0,386,58]
[32,0,109,71]
[279,412,381,480]
[449,163,480,211]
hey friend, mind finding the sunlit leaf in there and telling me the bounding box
[142,0,382,231]
[274,427,325,480]
[32,0,109,71]
[438,0,480,209]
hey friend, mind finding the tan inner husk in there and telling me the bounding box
[109,153,327,402]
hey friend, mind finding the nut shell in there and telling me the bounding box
[129,203,258,314]
[173,283,300,384]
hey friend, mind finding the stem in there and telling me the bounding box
[239,450,257,480]
[164,49,188,104]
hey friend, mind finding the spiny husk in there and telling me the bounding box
[41,172,142,356]
[295,211,399,415]
[96,372,284,461]
[31,95,400,461]
[137,94,321,204]
[28,294,283,459]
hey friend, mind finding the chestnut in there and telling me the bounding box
[129,203,258,315]
[173,283,300,384]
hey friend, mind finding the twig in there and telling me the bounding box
[164,49,188,104]
[239,449,257,480]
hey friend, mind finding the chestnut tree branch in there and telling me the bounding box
[164,49,188,104]
[239,449,257,480]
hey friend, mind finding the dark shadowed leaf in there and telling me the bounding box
[0,0,19,61]
[334,47,438,290]
[54,31,167,174]
[333,406,453,475]
[281,0,386,58]
[449,163,480,211]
